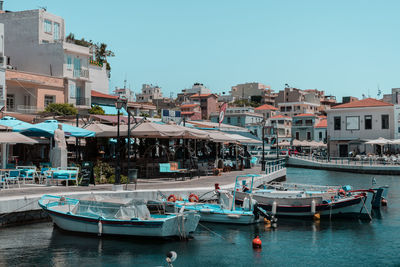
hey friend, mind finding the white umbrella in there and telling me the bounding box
[365,137,391,145]
[0,132,38,168]
[279,141,291,146]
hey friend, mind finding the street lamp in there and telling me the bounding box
[115,98,124,185]
[261,116,266,171]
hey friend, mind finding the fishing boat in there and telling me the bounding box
[234,179,385,219]
[39,194,200,238]
[174,174,272,224]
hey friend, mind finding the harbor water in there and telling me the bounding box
[0,168,399,266]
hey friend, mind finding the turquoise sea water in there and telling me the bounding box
[0,168,399,267]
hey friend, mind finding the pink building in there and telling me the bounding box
[180,103,202,121]
[189,93,218,120]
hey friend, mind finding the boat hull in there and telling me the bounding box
[177,203,261,224]
[235,191,371,219]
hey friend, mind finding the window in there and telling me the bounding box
[334,116,341,130]
[365,115,372,130]
[6,94,14,110]
[319,132,322,140]
[44,95,55,107]
[67,56,72,70]
[69,84,76,98]
[44,19,52,33]
[307,132,311,140]
[227,117,231,124]
[295,132,299,140]
[53,23,60,40]
[346,116,360,130]
[42,40,49,44]
[24,95,31,106]
[382,114,389,129]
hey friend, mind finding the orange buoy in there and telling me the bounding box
[252,236,262,249]
[381,198,388,206]
[188,193,199,202]
[167,194,177,202]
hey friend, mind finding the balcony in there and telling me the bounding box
[16,105,44,114]
[63,42,90,56]
[73,69,89,79]
[75,97,90,106]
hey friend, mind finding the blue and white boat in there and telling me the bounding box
[39,195,200,238]
[175,175,271,224]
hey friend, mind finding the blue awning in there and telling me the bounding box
[20,120,95,137]
[0,116,33,132]
[97,105,128,116]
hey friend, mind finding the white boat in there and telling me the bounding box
[234,179,378,219]
[39,194,200,238]
[174,175,272,224]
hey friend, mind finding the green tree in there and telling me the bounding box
[44,103,77,116]
[88,105,105,115]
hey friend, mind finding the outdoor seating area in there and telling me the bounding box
[0,165,80,189]
[0,115,263,188]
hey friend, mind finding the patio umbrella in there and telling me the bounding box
[83,123,128,137]
[0,116,32,131]
[0,132,38,168]
[279,141,291,146]
[206,131,237,143]
[20,120,95,137]
[292,140,304,146]
[129,121,185,138]
[365,137,391,155]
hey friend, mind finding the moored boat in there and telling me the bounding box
[234,179,385,219]
[39,194,200,238]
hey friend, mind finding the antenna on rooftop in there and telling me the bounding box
[123,74,127,89]
[38,6,47,11]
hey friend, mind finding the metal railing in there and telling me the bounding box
[75,97,90,106]
[73,69,89,79]
[265,158,286,174]
[16,105,44,114]
[292,154,400,166]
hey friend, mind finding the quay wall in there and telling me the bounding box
[287,157,400,175]
[0,168,286,226]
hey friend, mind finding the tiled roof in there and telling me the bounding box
[190,93,218,98]
[270,115,291,119]
[332,98,393,109]
[294,113,316,117]
[91,90,118,99]
[255,104,278,111]
[315,119,327,128]
[181,111,195,115]
[180,104,199,108]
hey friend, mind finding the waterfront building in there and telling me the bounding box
[254,104,278,119]
[136,84,163,103]
[0,8,110,109]
[91,90,118,107]
[292,114,327,141]
[210,107,264,128]
[189,93,218,119]
[327,98,394,157]
[314,117,327,143]
[0,23,6,110]
[6,69,64,113]
[261,89,277,106]
[265,115,292,144]
[230,82,270,101]
[180,103,201,121]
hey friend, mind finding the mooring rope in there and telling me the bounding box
[198,223,235,244]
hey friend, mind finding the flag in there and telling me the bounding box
[219,102,227,127]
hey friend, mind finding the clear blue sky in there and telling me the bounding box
[6,0,400,100]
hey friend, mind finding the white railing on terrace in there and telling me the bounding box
[16,105,44,114]
[265,158,286,174]
[292,154,400,166]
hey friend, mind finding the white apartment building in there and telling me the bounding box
[136,84,163,103]
[265,115,292,144]
[183,83,211,95]
[0,9,99,108]
[327,98,394,157]
[230,82,269,100]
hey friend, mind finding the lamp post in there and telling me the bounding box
[115,98,124,185]
[261,116,266,171]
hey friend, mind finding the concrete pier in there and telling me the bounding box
[0,166,286,226]
[288,156,400,175]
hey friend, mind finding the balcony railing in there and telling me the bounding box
[73,69,89,79]
[16,105,44,114]
[75,97,90,106]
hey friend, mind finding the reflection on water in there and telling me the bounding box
[0,168,399,266]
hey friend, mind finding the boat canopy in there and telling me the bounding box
[73,195,151,220]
